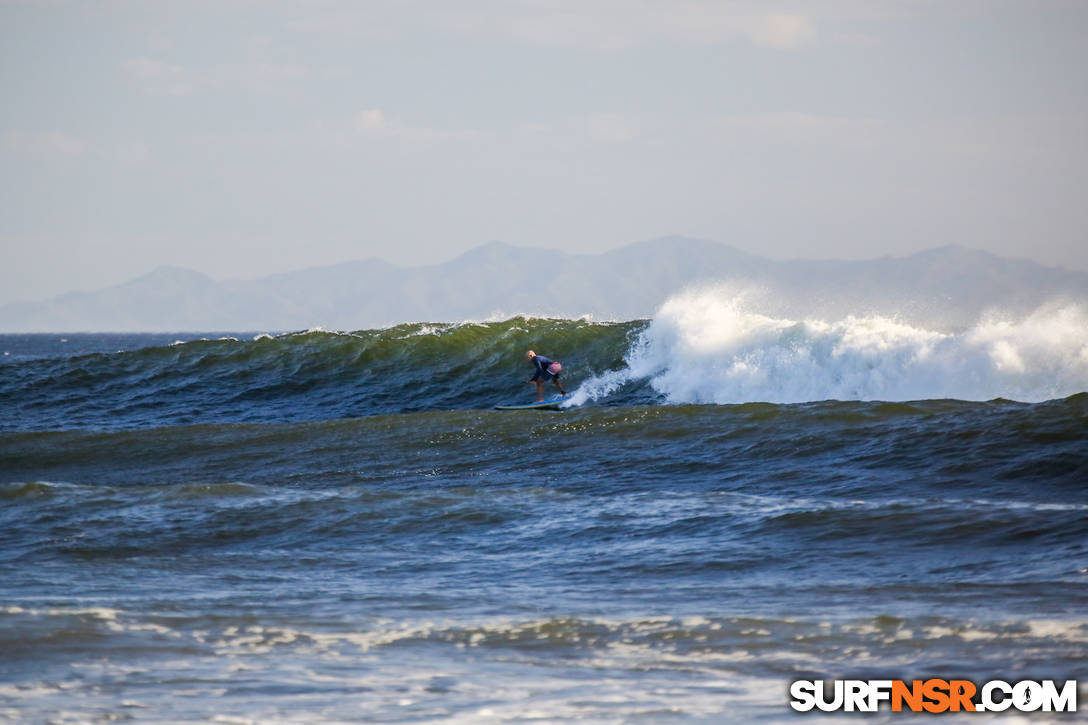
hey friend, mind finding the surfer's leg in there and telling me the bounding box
[534,380,544,402]
[553,377,566,395]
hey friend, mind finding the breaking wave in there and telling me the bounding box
[568,289,1088,406]
[3,293,1087,431]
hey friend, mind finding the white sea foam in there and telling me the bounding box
[468,310,612,325]
[568,287,1088,405]
[6,611,1081,723]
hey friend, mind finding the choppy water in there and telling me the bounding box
[2,298,1087,723]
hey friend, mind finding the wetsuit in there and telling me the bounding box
[530,355,558,381]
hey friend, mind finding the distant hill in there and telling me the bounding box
[2,237,1085,332]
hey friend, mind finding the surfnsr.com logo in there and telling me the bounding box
[789,679,1078,713]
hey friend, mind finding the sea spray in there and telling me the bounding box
[568,289,1088,406]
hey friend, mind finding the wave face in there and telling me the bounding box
[570,290,1088,406]
[0,319,642,430]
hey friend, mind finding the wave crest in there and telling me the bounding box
[569,289,1088,405]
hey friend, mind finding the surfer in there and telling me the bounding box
[526,350,566,402]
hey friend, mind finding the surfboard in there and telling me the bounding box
[494,396,567,411]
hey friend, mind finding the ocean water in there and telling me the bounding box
[1,293,1087,723]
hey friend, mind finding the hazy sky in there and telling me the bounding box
[2,0,1086,305]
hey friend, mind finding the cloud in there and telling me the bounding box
[355,109,390,134]
[586,113,641,144]
[432,1,819,50]
[6,130,150,164]
[123,58,192,96]
[351,108,478,147]
[114,141,150,164]
[6,130,91,156]
[123,58,184,79]
[298,109,483,155]
[294,0,819,50]
[212,62,306,92]
[743,14,815,50]
[122,58,305,96]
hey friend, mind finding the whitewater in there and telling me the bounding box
[569,288,1088,407]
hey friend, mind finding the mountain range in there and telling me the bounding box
[2,237,1085,332]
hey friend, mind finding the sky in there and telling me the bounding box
[2,0,1087,305]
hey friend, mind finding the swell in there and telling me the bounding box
[2,398,1085,569]
[2,396,1085,488]
[0,318,645,431]
[3,297,1087,433]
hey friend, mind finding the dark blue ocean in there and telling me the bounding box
[1,309,1086,722]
